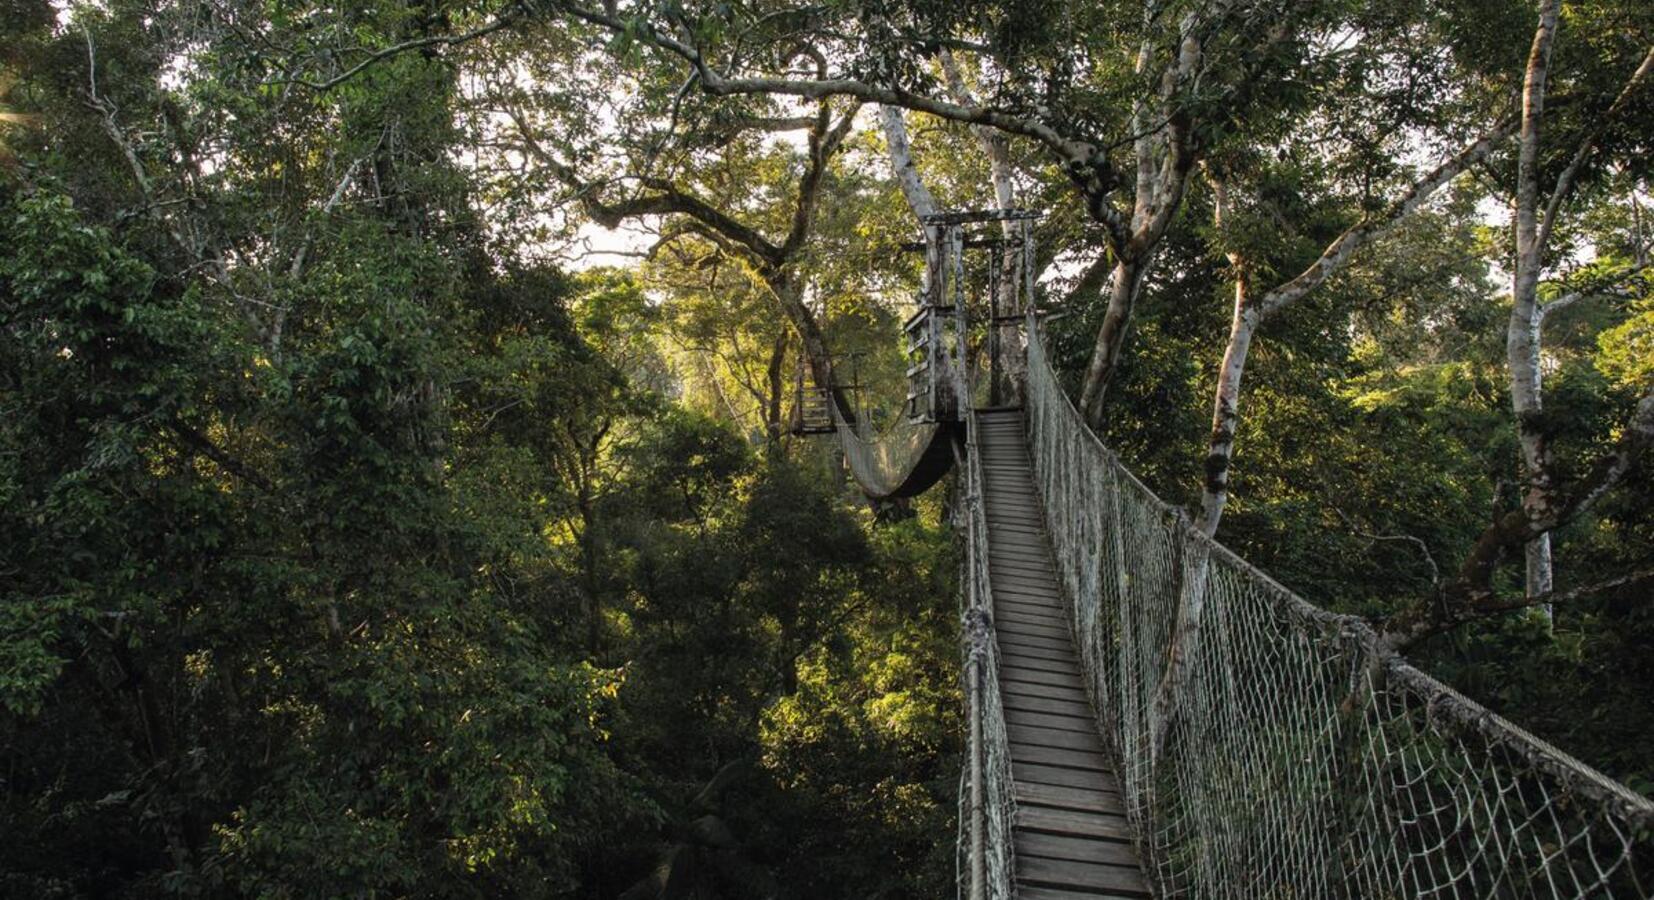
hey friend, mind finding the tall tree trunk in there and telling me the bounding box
[765,331,788,442]
[1193,126,1509,537]
[1198,280,1257,536]
[938,51,1026,405]
[1511,0,1561,615]
[769,273,855,425]
[1078,258,1146,427]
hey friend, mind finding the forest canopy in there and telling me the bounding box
[1,0,1651,897]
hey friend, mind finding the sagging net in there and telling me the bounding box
[832,411,946,498]
[1023,316,1654,899]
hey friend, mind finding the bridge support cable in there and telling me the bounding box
[1023,313,1654,898]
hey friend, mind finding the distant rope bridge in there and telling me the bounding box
[821,209,1654,900]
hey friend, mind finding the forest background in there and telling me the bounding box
[1,0,1651,897]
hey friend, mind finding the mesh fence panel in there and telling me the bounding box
[1025,318,1654,899]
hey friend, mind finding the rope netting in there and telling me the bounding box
[832,411,947,498]
[1023,315,1654,899]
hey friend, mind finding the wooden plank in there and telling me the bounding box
[988,533,1052,548]
[995,602,1064,621]
[989,555,1057,571]
[998,652,1080,676]
[993,580,1063,597]
[1005,721,1111,747]
[1015,780,1124,812]
[999,638,1078,661]
[996,619,1070,640]
[1005,723,1101,752]
[1018,855,1151,897]
[995,608,1069,628]
[1001,679,1090,704]
[996,580,1064,597]
[989,543,1055,558]
[992,560,1058,576]
[995,594,1064,613]
[1007,707,1096,734]
[1002,692,1095,719]
[984,521,1049,536]
[996,614,1069,633]
[985,515,1047,528]
[995,604,1064,623]
[987,512,1046,522]
[996,631,1075,653]
[995,604,1067,622]
[988,529,1050,543]
[1000,665,1084,689]
[998,646,1078,668]
[1017,832,1142,869]
[986,542,1053,557]
[992,568,1061,587]
[982,486,1040,498]
[1017,806,1134,842]
[994,592,1063,609]
[999,669,1084,691]
[999,618,1078,638]
[996,610,1066,628]
[1014,761,1118,792]
[995,583,1061,599]
[1011,742,1111,772]
[1015,886,1142,900]
[993,575,1058,590]
[988,547,1055,563]
[987,519,1050,532]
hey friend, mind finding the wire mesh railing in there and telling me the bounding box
[1024,312,1654,899]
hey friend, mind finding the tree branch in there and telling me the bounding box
[1256,123,1514,320]
[1538,262,1651,321]
[552,1,1132,246]
[1536,44,1654,252]
[1386,568,1654,650]
[273,13,521,92]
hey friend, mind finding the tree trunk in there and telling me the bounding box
[769,274,855,425]
[764,331,788,442]
[938,52,1028,406]
[1078,258,1145,427]
[1510,0,1561,615]
[1197,286,1258,536]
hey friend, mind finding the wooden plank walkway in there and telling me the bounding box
[975,409,1151,899]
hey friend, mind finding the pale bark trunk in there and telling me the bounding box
[879,106,939,221]
[939,50,1028,406]
[1074,21,1193,428]
[1192,124,1508,537]
[1197,287,1258,537]
[1511,0,1561,614]
[1078,259,1146,427]
[1634,187,1649,267]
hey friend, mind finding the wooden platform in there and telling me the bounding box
[975,409,1151,899]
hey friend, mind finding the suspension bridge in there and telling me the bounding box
[810,210,1654,899]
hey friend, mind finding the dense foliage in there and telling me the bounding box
[2,0,1651,896]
